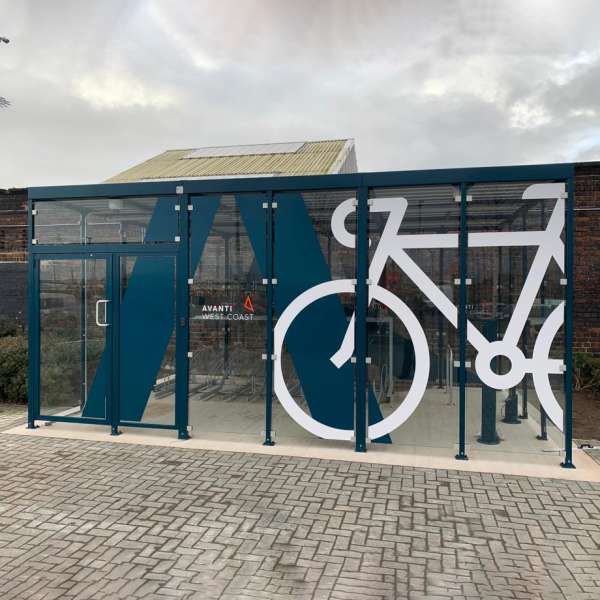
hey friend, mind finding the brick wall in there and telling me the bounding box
[0,188,28,326]
[574,163,600,354]
[0,188,27,261]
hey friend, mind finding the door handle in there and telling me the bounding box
[95,299,109,327]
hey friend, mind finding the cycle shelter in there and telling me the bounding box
[27,163,577,467]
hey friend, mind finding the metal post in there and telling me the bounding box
[456,183,468,460]
[538,201,548,440]
[561,176,575,468]
[176,192,191,440]
[27,192,38,429]
[537,409,548,441]
[354,186,369,452]
[479,319,500,444]
[520,211,528,419]
[263,191,275,446]
[109,254,120,436]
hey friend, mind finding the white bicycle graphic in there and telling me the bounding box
[274,183,567,441]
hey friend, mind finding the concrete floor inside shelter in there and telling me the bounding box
[10,387,600,482]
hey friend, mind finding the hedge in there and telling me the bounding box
[0,335,28,404]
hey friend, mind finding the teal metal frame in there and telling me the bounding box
[27,162,576,466]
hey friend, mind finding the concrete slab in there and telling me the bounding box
[6,418,600,482]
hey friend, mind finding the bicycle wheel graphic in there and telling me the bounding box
[273,279,430,441]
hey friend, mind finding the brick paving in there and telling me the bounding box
[0,404,26,431]
[1,435,600,599]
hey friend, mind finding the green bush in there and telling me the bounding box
[0,319,18,338]
[0,335,28,403]
[573,352,600,393]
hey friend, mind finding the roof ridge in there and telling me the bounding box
[161,139,353,153]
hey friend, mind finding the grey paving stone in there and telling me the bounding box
[0,434,600,599]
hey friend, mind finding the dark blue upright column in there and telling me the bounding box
[354,186,369,452]
[561,176,575,469]
[456,183,469,460]
[264,191,275,446]
[176,191,191,440]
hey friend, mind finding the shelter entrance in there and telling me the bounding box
[33,251,178,434]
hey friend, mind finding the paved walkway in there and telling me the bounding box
[1,435,600,599]
[0,404,26,431]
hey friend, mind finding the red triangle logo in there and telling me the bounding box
[243,295,255,313]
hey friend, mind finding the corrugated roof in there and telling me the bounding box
[106,139,354,183]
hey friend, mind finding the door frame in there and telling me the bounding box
[112,251,179,435]
[29,250,181,436]
[30,252,114,427]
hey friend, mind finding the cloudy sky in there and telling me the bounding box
[1,0,599,187]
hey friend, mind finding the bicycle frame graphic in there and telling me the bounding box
[274,183,566,442]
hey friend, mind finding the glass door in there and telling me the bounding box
[38,255,112,422]
[116,254,177,427]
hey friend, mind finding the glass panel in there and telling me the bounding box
[39,258,108,419]
[273,189,356,444]
[466,181,566,456]
[119,255,176,425]
[188,194,267,440]
[34,197,177,244]
[367,186,460,452]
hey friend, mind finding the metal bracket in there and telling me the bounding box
[352,199,358,207]
[366,279,372,285]
[272,278,278,285]
[262,278,277,284]
[559,363,567,372]
[31,239,37,245]
[31,209,37,216]
[175,204,181,211]
[187,351,193,358]
[262,202,269,209]
[261,430,276,439]
[261,354,276,361]
[365,357,372,364]
[272,202,278,209]
[187,204,193,211]
[454,194,473,203]
[454,360,472,368]
[174,236,181,242]
[453,278,472,285]
[176,185,184,195]
[559,191,568,199]
[187,278,193,285]
[350,357,357,364]
[560,278,568,286]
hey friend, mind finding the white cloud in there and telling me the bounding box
[510,99,551,129]
[74,70,176,109]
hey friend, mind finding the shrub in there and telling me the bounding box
[0,319,18,338]
[573,352,600,393]
[0,335,28,403]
